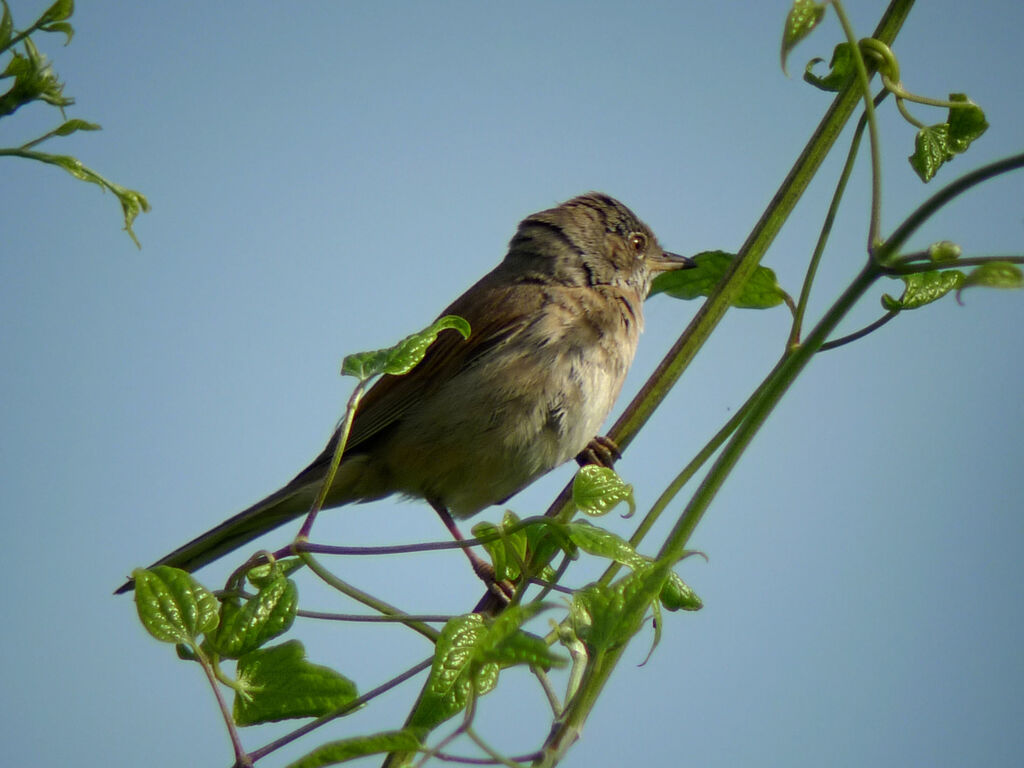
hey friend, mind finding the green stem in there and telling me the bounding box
[540,265,885,768]
[660,261,878,565]
[887,80,977,110]
[600,0,913,456]
[597,382,763,589]
[465,722,523,768]
[1,18,50,56]
[883,152,1024,264]
[19,126,65,150]
[0,146,57,162]
[209,653,249,699]
[533,649,606,768]
[534,3,916,762]
[193,645,253,767]
[657,152,1024,581]
[534,668,564,717]
[297,379,367,540]
[895,95,927,128]
[884,254,1024,275]
[818,310,898,350]
[298,551,440,642]
[571,148,1024,768]
[830,0,886,250]
[789,90,887,348]
[294,608,453,623]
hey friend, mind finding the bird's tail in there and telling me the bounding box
[115,481,317,594]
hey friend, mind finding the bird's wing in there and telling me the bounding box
[292,278,543,483]
[113,276,548,592]
[350,282,535,447]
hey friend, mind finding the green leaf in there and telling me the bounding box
[909,124,952,183]
[566,520,644,568]
[404,608,558,736]
[659,572,703,612]
[641,595,665,666]
[475,602,564,671]
[471,516,569,585]
[286,729,425,768]
[946,93,988,152]
[486,628,564,671]
[472,520,511,580]
[41,20,73,45]
[781,0,826,75]
[0,2,13,51]
[571,561,671,655]
[132,566,219,645]
[570,583,617,653]
[407,614,496,732]
[803,43,855,91]
[37,0,73,25]
[957,261,1024,302]
[234,640,358,725]
[341,315,470,381]
[612,560,672,646]
[209,575,298,658]
[472,510,528,582]
[113,185,150,247]
[12,150,149,245]
[881,269,965,311]
[565,521,702,611]
[928,240,962,262]
[572,465,635,517]
[0,38,72,116]
[53,118,99,135]
[41,152,93,182]
[651,250,787,309]
[522,516,572,581]
[909,95,987,183]
[246,556,304,588]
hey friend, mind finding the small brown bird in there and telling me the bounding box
[117,193,692,592]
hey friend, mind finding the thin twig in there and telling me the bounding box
[819,311,898,351]
[194,648,252,767]
[299,552,440,642]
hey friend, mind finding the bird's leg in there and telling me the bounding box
[575,434,622,468]
[429,500,515,605]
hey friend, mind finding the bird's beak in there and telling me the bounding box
[649,250,696,274]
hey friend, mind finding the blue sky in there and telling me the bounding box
[2,2,1022,766]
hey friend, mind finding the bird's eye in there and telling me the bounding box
[629,232,647,254]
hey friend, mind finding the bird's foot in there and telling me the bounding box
[470,558,516,604]
[575,434,622,468]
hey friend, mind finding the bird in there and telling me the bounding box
[116,192,693,594]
